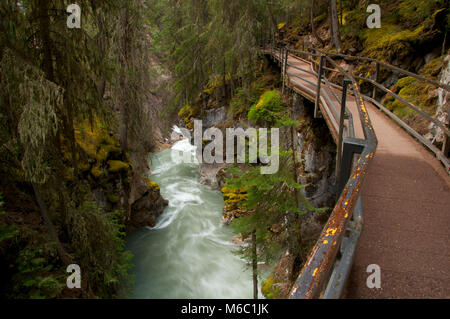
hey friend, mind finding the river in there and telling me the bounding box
[126,132,257,299]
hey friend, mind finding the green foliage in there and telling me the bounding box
[4,221,65,299]
[229,76,273,120]
[150,0,296,108]
[0,0,157,299]
[224,152,320,264]
[261,275,280,299]
[67,203,133,298]
[10,247,65,299]
[0,194,18,244]
[248,90,295,127]
[0,50,61,184]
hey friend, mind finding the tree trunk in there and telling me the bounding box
[91,0,106,100]
[38,1,54,82]
[329,0,342,52]
[32,183,71,266]
[311,0,325,47]
[119,5,129,152]
[267,0,278,38]
[252,230,258,299]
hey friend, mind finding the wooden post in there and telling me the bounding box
[372,62,380,99]
[336,80,351,181]
[314,55,325,118]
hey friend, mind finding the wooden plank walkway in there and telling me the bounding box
[275,50,450,298]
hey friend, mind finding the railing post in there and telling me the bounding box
[372,62,380,99]
[337,138,366,197]
[282,48,289,95]
[336,80,351,184]
[314,55,325,118]
[279,46,282,66]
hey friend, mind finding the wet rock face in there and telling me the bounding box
[204,107,226,128]
[127,172,168,231]
[199,162,226,190]
[292,97,337,210]
[426,55,449,145]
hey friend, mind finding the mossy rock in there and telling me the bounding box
[178,104,200,130]
[420,56,445,79]
[383,73,438,127]
[107,160,130,173]
[142,176,160,191]
[75,119,122,163]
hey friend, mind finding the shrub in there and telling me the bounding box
[0,194,18,244]
[248,90,294,127]
[67,203,133,298]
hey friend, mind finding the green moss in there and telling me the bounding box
[91,162,103,178]
[398,0,443,24]
[361,23,426,61]
[141,176,160,191]
[75,119,121,162]
[383,74,438,122]
[261,276,280,299]
[148,180,160,191]
[178,104,200,130]
[357,0,446,61]
[420,56,445,79]
[277,22,286,30]
[107,160,130,173]
[248,90,293,127]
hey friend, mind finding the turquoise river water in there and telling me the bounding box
[126,133,258,298]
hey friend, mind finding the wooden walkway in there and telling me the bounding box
[276,51,450,298]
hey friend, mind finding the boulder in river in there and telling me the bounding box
[127,172,168,232]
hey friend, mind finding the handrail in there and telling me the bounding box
[296,45,450,172]
[268,45,378,298]
[354,76,450,137]
[308,47,450,91]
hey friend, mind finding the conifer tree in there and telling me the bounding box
[224,151,322,298]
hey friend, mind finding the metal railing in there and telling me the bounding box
[299,47,450,173]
